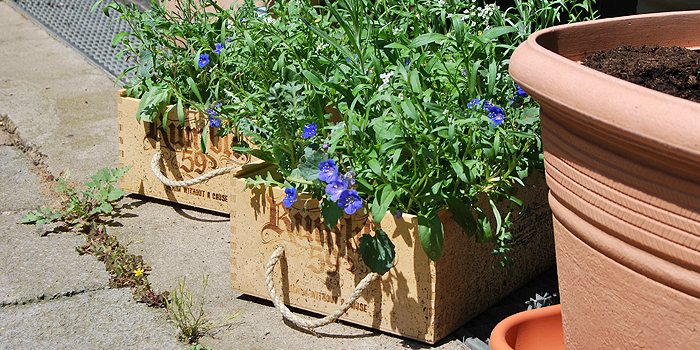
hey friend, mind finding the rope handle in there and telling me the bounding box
[265,245,379,329]
[150,150,241,187]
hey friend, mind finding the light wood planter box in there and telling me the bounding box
[230,171,555,344]
[117,90,259,213]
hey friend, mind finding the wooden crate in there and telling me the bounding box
[230,171,555,344]
[117,90,262,213]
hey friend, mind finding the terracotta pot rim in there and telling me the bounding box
[489,304,562,350]
[510,10,700,170]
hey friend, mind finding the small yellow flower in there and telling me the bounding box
[134,268,144,277]
[315,18,321,23]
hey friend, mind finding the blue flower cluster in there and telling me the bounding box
[283,158,364,215]
[319,159,363,214]
[467,98,505,126]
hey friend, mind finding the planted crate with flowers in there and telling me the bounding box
[104,0,268,213]
[219,0,595,343]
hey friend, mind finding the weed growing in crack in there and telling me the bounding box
[20,166,167,307]
[77,223,168,307]
[167,275,240,344]
[20,166,131,230]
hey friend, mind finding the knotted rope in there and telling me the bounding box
[150,150,240,187]
[265,245,380,329]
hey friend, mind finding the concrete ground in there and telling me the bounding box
[0,1,469,348]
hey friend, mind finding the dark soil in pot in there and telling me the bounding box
[581,45,700,103]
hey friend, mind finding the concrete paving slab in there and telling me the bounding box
[0,146,48,212]
[0,287,185,350]
[0,212,109,306]
[0,2,119,186]
[108,196,466,349]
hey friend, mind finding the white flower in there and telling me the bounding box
[437,0,445,5]
[443,109,449,115]
[398,93,404,100]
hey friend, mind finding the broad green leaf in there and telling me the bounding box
[298,148,327,181]
[321,199,345,228]
[480,26,518,40]
[448,157,469,183]
[446,195,477,237]
[358,229,396,275]
[408,33,447,49]
[371,187,396,224]
[417,211,444,261]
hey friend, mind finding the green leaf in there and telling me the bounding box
[476,213,493,243]
[20,210,42,224]
[177,98,185,127]
[417,211,444,261]
[111,32,130,48]
[446,195,477,237]
[371,187,396,224]
[99,201,113,214]
[448,157,469,183]
[408,33,447,49]
[358,229,396,275]
[480,26,518,40]
[107,188,125,202]
[321,199,344,229]
[384,42,409,50]
[301,70,323,89]
[298,148,327,182]
[111,166,131,179]
[187,77,203,104]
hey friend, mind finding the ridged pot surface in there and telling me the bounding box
[510,11,700,349]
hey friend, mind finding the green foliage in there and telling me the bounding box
[188,346,213,350]
[20,166,131,230]
[103,0,597,273]
[166,275,240,344]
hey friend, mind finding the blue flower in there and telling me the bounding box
[482,100,494,109]
[487,105,505,126]
[338,189,363,215]
[198,53,209,69]
[318,159,338,182]
[394,209,402,219]
[322,143,329,151]
[404,57,410,67]
[301,122,317,138]
[467,98,481,108]
[215,43,224,55]
[516,85,528,98]
[283,187,297,208]
[208,116,221,128]
[325,178,347,201]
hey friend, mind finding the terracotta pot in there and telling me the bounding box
[490,305,564,350]
[510,11,700,349]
